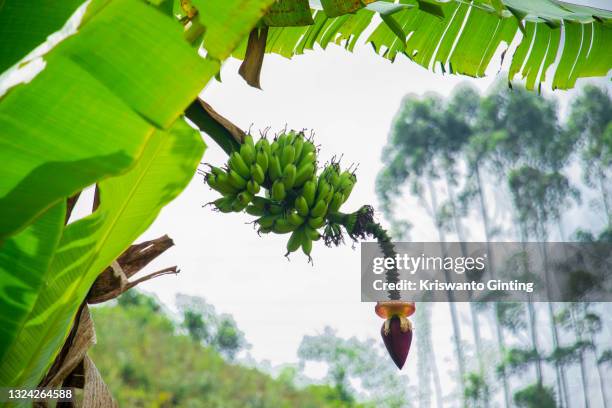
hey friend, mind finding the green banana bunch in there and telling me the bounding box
[204,130,357,259]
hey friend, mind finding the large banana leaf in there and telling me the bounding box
[238,0,611,90]
[0,203,65,365]
[0,0,85,72]
[0,120,205,390]
[0,0,217,240]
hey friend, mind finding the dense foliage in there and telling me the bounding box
[91,292,364,408]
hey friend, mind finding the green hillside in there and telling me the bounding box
[89,294,361,408]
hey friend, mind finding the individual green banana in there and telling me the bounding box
[310,199,327,218]
[329,191,344,213]
[246,204,265,216]
[240,140,255,164]
[229,152,251,179]
[252,196,268,209]
[268,204,284,215]
[286,227,304,254]
[228,169,247,189]
[280,145,295,168]
[269,155,282,182]
[303,181,316,207]
[282,164,296,190]
[295,196,309,217]
[294,163,314,187]
[271,180,286,201]
[288,210,305,227]
[307,216,325,229]
[212,196,235,213]
[256,137,271,157]
[299,141,316,162]
[304,225,321,241]
[257,214,279,228]
[237,191,253,206]
[214,172,239,193]
[292,135,304,163]
[231,198,248,212]
[244,134,255,147]
[297,152,315,169]
[301,236,313,256]
[256,150,269,173]
[316,179,330,202]
[247,180,260,195]
[251,163,265,185]
[273,218,297,234]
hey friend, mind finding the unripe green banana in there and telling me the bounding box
[280,145,295,168]
[271,139,280,153]
[251,163,265,185]
[237,191,253,206]
[292,136,304,163]
[268,203,284,215]
[307,216,325,229]
[269,155,282,182]
[288,210,305,227]
[330,171,341,189]
[246,204,265,216]
[247,180,260,195]
[257,214,278,228]
[231,197,248,212]
[212,196,235,213]
[228,169,247,189]
[299,141,316,162]
[282,164,297,190]
[310,199,327,218]
[316,179,330,202]
[271,180,286,201]
[284,131,296,147]
[273,218,297,234]
[252,196,269,209]
[256,137,271,157]
[286,228,304,254]
[244,134,255,148]
[329,191,344,213]
[214,172,240,195]
[304,225,321,241]
[297,152,315,169]
[301,236,313,256]
[240,141,255,164]
[229,152,251,179]
[256,150,269,173]
[295,196,309,217]
[258,225,272,234]
[303,181,316,208]
[294,163,314,188]
[341,182,354,200]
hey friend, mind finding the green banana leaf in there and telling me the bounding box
[0,0,85,72]
[0,120,205,390]
[240,0,611,90]
[0,0,217,240]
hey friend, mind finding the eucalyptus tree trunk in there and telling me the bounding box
[416,303,443,408]
[426,174,466,400]
[590,331,609,408]
[444,171,490,408]
[597,167,611,227]
[540,237,570,408]
[475,164,511,408]
[569,307,590,408]
[518,223,544,386]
